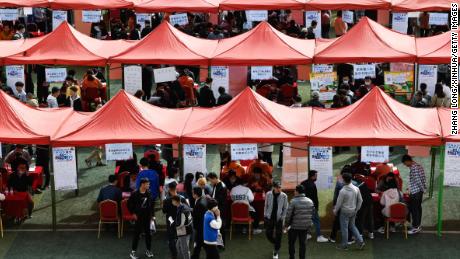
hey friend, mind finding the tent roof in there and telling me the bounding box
[110,21,218,65]
[49,0,133,9]
[5,22,134,66]
[438,108,459,142]
[305,0,391,10]
[391,0,452,11]
[416,32,451,64]
[0,37,42,64]
[135,0,219,13]
[0,0,49,7]
[181,87,310,144]
[0,90,86,145]
[52,90,192,147]
[211,21,315,65]
[310,87,442,146]
[219,0,305,10]
[314,17,417,63]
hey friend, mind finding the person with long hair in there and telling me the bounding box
[431,83,450,107]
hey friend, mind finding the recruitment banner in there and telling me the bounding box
[309,146,333,190]
[105,143,133,161]
[45,68,67,83]
[282,144,309,190]
[392,13,408,34]
[312,64,333,73]
[82,10,102,23]
[169,13,188,26]
[52,147,78,190]
[418,65,438,95]
[251,66,273,80]
[123,65,142,95]
[361,146,389,163]
[210,66,229,95]
[136,13,151,30]
[0,9,18,21]
[231,144,258,161]
[52,10,67,31]
[384,71,413,85]
[429,13,448,25]
[246,10,268,22]
[154,66,177,83]
[343,11,354,24]
[5,65,25,94]
[444,142,460,187]
[183,144,207,175]
[305,11,321,38]
[310,72,337,102]
[353,64,376,79]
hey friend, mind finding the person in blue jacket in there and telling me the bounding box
[136,158,159,210]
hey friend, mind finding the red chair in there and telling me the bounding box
[230,202,253,240]
[385,202,408,239]
[121,199,136,237]
[117,171,129,190]
[364,176,376,192]
[98,200,120,239]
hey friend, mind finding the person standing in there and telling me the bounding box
[191,187,208,259]
[216,87,232,106]
[128,178,155,259]
[203,199,222,259]
[47,87,60,108]
[142,65,154,101]
[136,158,160,207]
[172,195,193,259]
[334,11,348,37]
[402,154,426,234]
[264,182,288,259]
[65,86,83,111]
[300,170,329,243]
[207,173,228,246]
[198,78,216,108]
[334,173,365,251]
[285,185,314,259]
[163,182,188,259]
[321,11,331,38]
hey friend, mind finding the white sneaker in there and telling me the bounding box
[408,227,421,235]
[145,250,154,258]
[328,238,336,243]
[369,232,374,239]
[317,235,329,243]
[307,234,312,240]
[276,164,282,169]
[273,251,279,259]
[253,228,263,235]
[348,240,355,245]
[129,251,138,259]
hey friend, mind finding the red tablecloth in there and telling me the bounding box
[6,166,43,191]
[2,192,29,218]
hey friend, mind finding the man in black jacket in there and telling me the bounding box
[191,187,208,259]
[142,65,154,101]
[198,78,216,108]
[216,87,232,106]
[207,172,227,247]
[128,178,154,259]
[300,170,328,243]
[163,181,188,259]
[172,195,193,259]
[65,86,83,111]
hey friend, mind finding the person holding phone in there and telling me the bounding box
[203,199,222,259]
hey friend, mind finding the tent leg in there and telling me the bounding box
[437,145,445,237]
[429,147,436,199]
[178,144,184,181]
[105,64,111,99]
[121,64,125,90]
[49,147,57,231]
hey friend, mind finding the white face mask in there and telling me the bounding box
[365,81,371,86]
[343,80,349,84]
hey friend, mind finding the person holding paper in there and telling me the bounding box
[172,195,193,259]
[128,178,155,259]
[203,199,222,259]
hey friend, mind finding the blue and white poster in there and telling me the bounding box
[184,144,207,174]
[445,143,460,187]
[52,10,67,30]
[309,146,333,189]
[305,11,321,38]
[392,13,408,34]
[52,147,78,190]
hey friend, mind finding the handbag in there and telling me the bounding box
[216,231,224,248]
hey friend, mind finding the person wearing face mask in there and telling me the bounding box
[342,76,357,92]
[363,76,375,92]
[223,170,242,191]
[7,158,35,217]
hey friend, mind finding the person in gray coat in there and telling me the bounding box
[264,181,289,259]
[285,185,314,259]
[334,173,365,250]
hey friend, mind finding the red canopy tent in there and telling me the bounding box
[314,17,417,63]
[181,87,311,144]
[0,90,87,145]
[52,90,192,147]
[306,0,391,10]
[134,0,219,13]
[416,31,452,64]
[5,22,135,66]
[49,0,133,9]
[211,21,315,65]
[110,21,217,65]
[391,0,452,11]
[0,37,42,65]
[310,87,442,146]
[0,0,49,7]
[438,108,460,142]
[219,0,305,10]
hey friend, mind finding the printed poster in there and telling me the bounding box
[310,72,337,102]
[45,68,67,83]
[231,144,258,161]
[418,65,438,95]
[5,65,25,95]
[282,144,308,190]
[305,11,321,38]
[353,64,376,79]
[246,10,268,22]
[0,9,18,21]
[444,142,460,187]
[169,13,188,26]
[183,144,207,175]
[429,13,448,25]
[251,66,273,80]
[312,64,333,73]
[154,66,177,83]
[52,10,67,31]
[136,13,151,30]
[123,65,142,95]
[384,71,413,84]
[210,66,229,96]
[361,146,389,163]
[392,13,408,34]
[105,143,133,161]
[343,11,354,24]
[82,10,102,23]
[309,146,334,190]
[52,147,78,190]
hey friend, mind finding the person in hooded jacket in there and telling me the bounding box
[172,195,193,259]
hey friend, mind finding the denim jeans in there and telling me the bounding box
[311,209,321,237]
[339,212,363,248]
[176,235,191,259]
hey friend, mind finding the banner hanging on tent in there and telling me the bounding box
[418,65,438,95]
[353,64,376,79]
[211,66,229,95]
[184,144,207,174]
[53,147,78,191]
[231,144,258,161]
[5,65,25,94]
[52,10,67,31]
[251,66,273,80]
[246,10,268,22]
[82,10,102,23]
[0,9,18,21]
[444,142,460,187]
[45,68,67,83]
[169,13,188,26]
[124,65,142,95]
[136,13,151,30]
[305,11,321,38]
[105,143,133,161]
[154,67,177,83]
[361,146,389,163]
[309,146,333,190]
[392,13,408,34]
[312,64,333,73]
[343,11,354,24]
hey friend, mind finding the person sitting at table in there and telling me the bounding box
[8,158,34,217]
[123,172,137,192]
[248,167,272,193]
[374,163,392,180]
[223,170,242,191]
[247,152,273,178]
[221,151,246,179]
[376,172,399,193]
[136,158,159,203]
[97,175,122,205]
[378,179,402,233]
[4,144,32,166]
[230,182,262,235]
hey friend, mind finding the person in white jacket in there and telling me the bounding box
[230,183,262,234]
[379,179,402,233]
